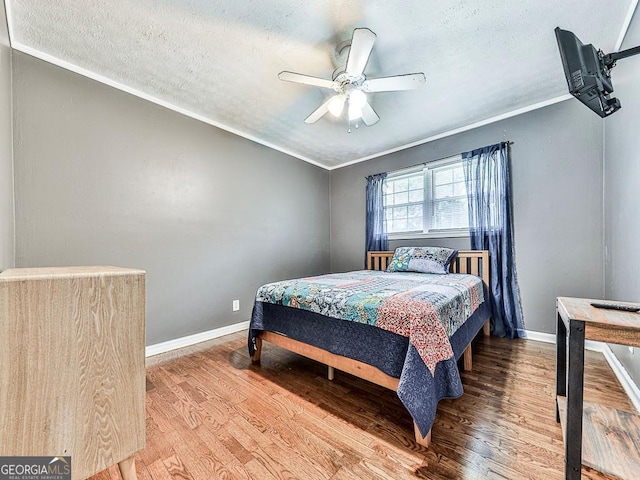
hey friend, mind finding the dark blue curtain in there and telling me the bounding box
[365,173,388,266]
[462,143,525,338]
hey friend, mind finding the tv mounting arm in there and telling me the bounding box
[603,45,640,69]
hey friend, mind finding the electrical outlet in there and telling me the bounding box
[232,300,240,312]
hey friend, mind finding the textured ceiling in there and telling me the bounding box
[5,0,635,168]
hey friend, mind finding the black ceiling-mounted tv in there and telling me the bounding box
[555,27,640,117]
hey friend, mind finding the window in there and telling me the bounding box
[383,157,469,236]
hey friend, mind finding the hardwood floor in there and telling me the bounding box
[89,332,634,480]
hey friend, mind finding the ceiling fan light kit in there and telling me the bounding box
[278,27,426,132]
[348,102,362,122]
[328,94,346,117]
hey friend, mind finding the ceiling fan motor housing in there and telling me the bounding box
[332,70,365,93]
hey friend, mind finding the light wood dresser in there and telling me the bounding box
[0,266,146,480]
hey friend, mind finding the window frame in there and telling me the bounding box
[384,155,470,240]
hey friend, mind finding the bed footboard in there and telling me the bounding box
[252,330,432,447]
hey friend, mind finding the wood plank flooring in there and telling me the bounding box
[88,332,635,480]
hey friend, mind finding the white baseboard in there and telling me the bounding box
[522,330,555,344]
[524,330,606,352]
[524,329,640,413]
[145,320,250,358]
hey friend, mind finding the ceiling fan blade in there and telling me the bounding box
[278,71,339,90]
[362,73,426,92]
[304,96,337,124]
[345,28,377,77]
[361,101,380,126]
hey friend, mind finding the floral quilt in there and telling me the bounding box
[255,270,484,374]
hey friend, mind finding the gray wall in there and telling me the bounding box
[0,1,13,271]
[13,52,330,345]
[330,100,605,335]
[604,10,640,385]
[389,236,470,251]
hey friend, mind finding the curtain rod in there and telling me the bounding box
[365,141,513,179]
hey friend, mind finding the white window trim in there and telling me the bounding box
[386,155,462,179]
[388,230,470,241]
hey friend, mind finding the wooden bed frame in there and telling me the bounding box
[251,249,490,447]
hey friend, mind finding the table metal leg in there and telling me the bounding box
[565,319,585,480]
[556,312,567,422]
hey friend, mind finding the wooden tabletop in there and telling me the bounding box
[557,297,640,347]
[0,266,145,280]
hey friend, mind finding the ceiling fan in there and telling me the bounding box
[278,27,426,129]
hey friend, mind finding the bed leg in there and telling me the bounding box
[483,319,491,336]
[251,336,262,364]
[413,422,431,447]
[463,345,472,371]
[328,366,334,381]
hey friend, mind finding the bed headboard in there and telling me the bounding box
[367,250,490,291]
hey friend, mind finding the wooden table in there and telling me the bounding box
[556,296,640,480]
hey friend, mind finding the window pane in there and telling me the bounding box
[409,189,423,202]
[408,204,422,218]
[408,175,423,190]
[394,192,408,205]
[433,168,452,186]
[388,180,397,194]
[394,218,408,231]
[392,206,406,220]
[433,198,469,230]
[385,193,394,206]
[393,178,408,192]
[453,182,467,197]
[453,166,465,182]
[407,217,422,231]
[435,184,452,198]
[385,209,392,221]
